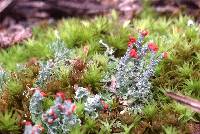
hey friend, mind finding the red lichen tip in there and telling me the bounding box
[148,42,159,52]
[65,111,72,116]
[56,92,66,100]
[48,108,55,115]
[57,104,64,110]
[35,124,44,132]
[141,30,149,37]
[128,36,137,47]
[40,91,47,97]
[65,98,72,103]
[163,52,168,59]
[71,104,77,112]
[129,36,137,43]
[24,121,32,126]
[103,103,109,110]
[100,100,109,110]
[48,119,54,125]
[130,49,138,58]
[53,114,58,119]
[128,41,132,47]
[39,126,45,132]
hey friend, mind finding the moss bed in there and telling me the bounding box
[0,12,200,134]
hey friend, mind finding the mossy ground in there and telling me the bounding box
[0,10,199,134]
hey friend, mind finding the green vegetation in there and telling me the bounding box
[143,103,158,120]
[7,80,23,97]
[0,110,20,133]
[162,125,179,134]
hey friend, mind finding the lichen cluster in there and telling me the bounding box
[102,31,168,113]
[28,89,80,134]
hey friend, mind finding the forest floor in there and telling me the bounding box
[0,0,200,134]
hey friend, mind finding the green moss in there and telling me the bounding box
[143,103,158,120]
[0,40,51,70]
[69,125,84,134]
[183,79,200,97]
[82,117,98,133]
[162,125,179,134]
[92,53,109,69]
[75,101,85,118]
[57,19,93,48]
[42,97,54,111]
[99,119,115,134]
[177,63,193,78]
[7,80,23,97]
[0,110,20,133]
[172,102,195,124]
[83,64,103,92]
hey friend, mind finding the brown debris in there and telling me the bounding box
[69,59,86,86]
[0,0,142,48]
[0,0,14,13]
[151,0,200,22]
[133,121,151,134]
[0,90,10,112]
[0,25,32,48]
[117,0,142,20]
[187,122,200,134]
[0,0,142,27]
[0,0,111,28]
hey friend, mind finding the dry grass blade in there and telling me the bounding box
[166,92,200,113]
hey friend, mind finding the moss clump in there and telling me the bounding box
[0,110,20,134]
[7,80,23,97]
